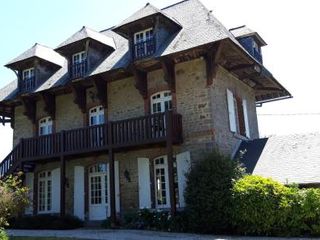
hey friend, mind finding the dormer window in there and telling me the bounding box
[133,28,155,60]
[71,51,87,79]
[22,68,35,92]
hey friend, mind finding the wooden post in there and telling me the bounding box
[60,131,66,216]
[108,122,116,225]
[166,111,176,215]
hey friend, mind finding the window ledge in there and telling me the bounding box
[232,132,249,141]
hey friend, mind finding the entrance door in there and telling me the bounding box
[89,164,108,220]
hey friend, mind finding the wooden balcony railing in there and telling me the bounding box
[71,61,87,79]
[20,76,36,93]
[133,38,156,60]
[0,112,183,178]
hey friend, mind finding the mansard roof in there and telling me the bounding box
[113,3,182,37]
[230,25,267,46]
[56,26,116,51]
[0,0,290,105]
[5,43,65,70]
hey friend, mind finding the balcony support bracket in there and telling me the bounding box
[93,78,108,108]
[131,66,148,99]
[21,96,36,124]
[42,92,56,120]
[205,42,223,86]
[71,83,87,114]
[161,58,176,92]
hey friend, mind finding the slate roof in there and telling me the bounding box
[113,3,181,32]
[0,0,288,104]
[56,26,116,50]
[230,25,267,46]
[6,43,65,69]
[235,133,320,185]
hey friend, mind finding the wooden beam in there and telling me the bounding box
[161,58,176,92]
[21,96,36,124]
[205,41,223,86]
[42,92,56,119]
[93,78,108,108]
[130,66,148,99]
[71,83,86,113]
[227,64,255,72]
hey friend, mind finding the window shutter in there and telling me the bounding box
[227,89,237,132]
[74,166,85,220]
[51,168,61,213]
[176,151,191,208]
[242,99,250,138]
[107,161,121,217]
[138,158,151,209]
[25,172,34,215]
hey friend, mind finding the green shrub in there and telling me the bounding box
[299,188,320,236]
[9,215,83,230]
[184,151,244,233]
[231,175,295,235]
[0,229,8,240]
[0,173,29,228]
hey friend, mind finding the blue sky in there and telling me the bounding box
[0,0,320,159]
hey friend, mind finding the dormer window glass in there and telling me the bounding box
[133,28,155,60]
[22,68,35,92]
[71,51,87,79]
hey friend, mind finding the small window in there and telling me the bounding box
[133,28,155,59]
[89,106,105,126]
[72,51,86,65]
[150,91,172,114]
[22,68,35,91]
[39,117,53,136]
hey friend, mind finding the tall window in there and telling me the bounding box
[89,164,108,205]
[38,171,52,213]
[154,156,179,208]
[150,91,172,114]
[39,117,53,136]
[72,51,87,78]
[89,106,105,126]
[134,28,155,59]
[227,89,250,138]
[22,68,35,91]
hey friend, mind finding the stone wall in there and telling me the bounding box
[210,66,259,156]
[13,105,33,146]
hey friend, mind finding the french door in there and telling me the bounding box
[89,164,108,220]
[89,106,105,147]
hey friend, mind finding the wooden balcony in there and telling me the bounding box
[133,38,156,60]
[20,76,36,93]
[0,112,183,178]
[71,61,87,79]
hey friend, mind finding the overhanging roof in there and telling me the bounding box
[5,43,65,70]
[230,25,267,46]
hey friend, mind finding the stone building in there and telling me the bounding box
[0,0,290,223]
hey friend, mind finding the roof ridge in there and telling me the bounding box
[161,0,190,10]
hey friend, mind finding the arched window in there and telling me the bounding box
[150,91,172,114]
[89,105,105,126]
[39,117,53,136]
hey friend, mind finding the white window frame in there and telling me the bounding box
[22,68,35,80]
[134,28,154,44]
[39,117,53,136]
[89,106,105,126]
[150,91,172,114]
[89,164,108,206]
[38,171,52,214]
[72,51,86,65]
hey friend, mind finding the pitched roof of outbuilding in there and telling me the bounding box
[56,26,116,50]
[5,43,65,69]
[236,133,320,185]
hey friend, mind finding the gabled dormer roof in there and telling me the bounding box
[230,25,267,46]
[56,26,116,51]
[113,3,181,38]
[5,43,65,70]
